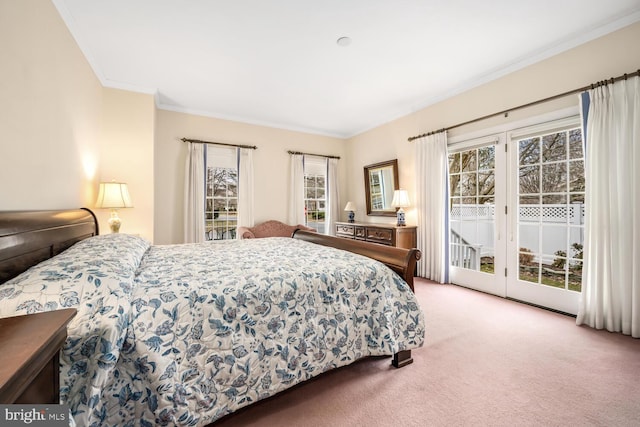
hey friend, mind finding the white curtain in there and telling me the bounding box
[415,131,449,283]
[288,154,305,225]
[236,147,255,237]
[326,157,340,236]
[184,142,205,243]
[576,76,640,337]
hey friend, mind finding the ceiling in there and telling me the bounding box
[53,0,640,138]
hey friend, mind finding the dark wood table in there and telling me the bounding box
[0,308,77,403]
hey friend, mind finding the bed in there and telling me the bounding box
[0,209,425,427]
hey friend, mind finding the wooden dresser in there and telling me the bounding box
[0,308,76,403]
[335,221,417,249]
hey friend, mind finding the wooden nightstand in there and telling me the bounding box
[0,308,76,403]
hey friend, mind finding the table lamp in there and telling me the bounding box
[344,201,356,223]
[95,181,133,233]
[391,189,410,226]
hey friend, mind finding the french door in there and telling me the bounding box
[449,116,585,315]
[449,134,507,297]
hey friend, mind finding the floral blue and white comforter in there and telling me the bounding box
[0,234,425,426]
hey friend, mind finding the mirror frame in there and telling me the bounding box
[364,159,399,217]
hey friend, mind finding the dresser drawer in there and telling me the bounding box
[355,226,366,239]
[365,227,394,245]
[336,224,355,237]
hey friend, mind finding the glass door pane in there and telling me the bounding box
[507,124,585,314]
[449,145,495,272]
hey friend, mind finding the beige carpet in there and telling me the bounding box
[214,279,640,426]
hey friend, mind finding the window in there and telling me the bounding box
[205,146,237,240]
[303,157,327,234]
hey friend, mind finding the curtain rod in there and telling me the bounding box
[181,137,257,150]
[407,68,640,142]
[287,150,340,159]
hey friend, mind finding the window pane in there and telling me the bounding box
[213,199,226,211]
[519,137,540,165]
[542,132,567,162]
[305,187,315,198]
[461,151,477,172]
[519,166,539,193]
[305,176,315,187]
[570,194,585,204]
[227,183,238,198]
[520,195,540,204]
[569,260,582,292]
[541,163,567,193]
[542,225,567,259]
[450,174,461,196]
[460,173,477,196]
[449,153,461,173]
[569,227,584,257]
[542,194,566,205]
[478,146,495,170]
[519,259,539,284]
[519,224,539,252]
[478,172,495,197]
[569,160,585,192]
[569,129,583,160]
[479,195,494,205]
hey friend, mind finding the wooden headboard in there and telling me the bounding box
[0,209,99,284]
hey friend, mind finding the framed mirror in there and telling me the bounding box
[364,159,399,216]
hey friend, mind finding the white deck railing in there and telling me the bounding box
[450,229,482,270]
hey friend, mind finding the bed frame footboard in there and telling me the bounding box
[291,230,421,368]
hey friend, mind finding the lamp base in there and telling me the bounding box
[108,210,122,233]
[396,208,406,227]
[348,210,355,223]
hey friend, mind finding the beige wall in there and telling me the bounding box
[3,0,639,247]
[154,110,347,244]
[0,1,156,240]
[345,21,640,227]
[0,0,103,210]
[96,88,155,240]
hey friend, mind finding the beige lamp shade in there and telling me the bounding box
[95,182,133,209]
[344,201,356,223]
[391,189,410,208]
[95,182,133,233]
[391,189,409,226]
